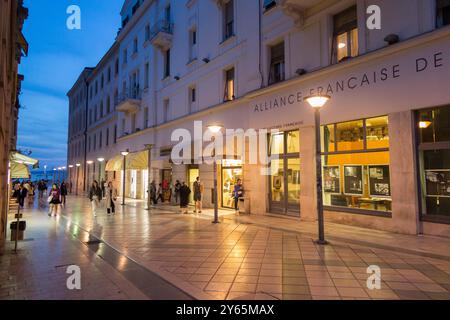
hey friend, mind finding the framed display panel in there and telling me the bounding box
[368,165,391,198]
[323,165,341,194]
[343,165,364,196]
[425,169,450,197]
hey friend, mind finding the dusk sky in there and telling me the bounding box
[18,0,123,171]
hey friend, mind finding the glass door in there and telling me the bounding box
[221,166,243,209]
[188,167,199,205]
[269,130,300,216]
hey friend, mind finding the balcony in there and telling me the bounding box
[149,20,174,50]
[115,87,142,114]
[278,0,335,27]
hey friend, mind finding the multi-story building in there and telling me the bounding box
[68,0,450,237]
[0,0,28,242]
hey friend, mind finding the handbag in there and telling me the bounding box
[47,195,53,203]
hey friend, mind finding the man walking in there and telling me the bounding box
[193,177,204,214]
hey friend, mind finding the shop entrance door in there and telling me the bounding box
[221,161,243,209]
[188,167,199,205]
[269,130,300,216]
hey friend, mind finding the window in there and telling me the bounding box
[108,67,111,83]
[417,105,450,222]
[94,105,98,121]
[106,97,111,113]
[144,107,149,129]
[123,49,128,65]
[88,136,91,152]
[263,0,277,11]
[145,24,150,41]
[99,131,103,149]
[101,74,104,89]
[100,102,104,118]
[223,0,234,40]
[95,81,98,94]
[145,62,150,89]
[163,99,169,123]
[106,128,109,147]
[189,29,197,61]
[224,68,235,101]
[93,134,97,150]
[89,109,93,125]
[114,125,117,143]
[333,6,358,63]
[269,42,285,85]
[189,86,196,113]
[321,116,391,213]
[437,0,450,28]
[115,59,119,75]
[164,49,171,78]
[133,37,138,54]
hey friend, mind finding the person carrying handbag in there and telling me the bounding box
[89,180,102,218]
[105,181,117,215]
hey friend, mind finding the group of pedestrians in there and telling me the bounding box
[47,181,68,216]
[89,180,117,218]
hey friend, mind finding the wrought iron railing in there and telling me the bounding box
[149,19,174,41]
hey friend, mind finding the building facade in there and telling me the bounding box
[67,0,450,237]
[0,0,28,243]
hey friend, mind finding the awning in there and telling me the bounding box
[17,31,28,56]
[10,162,30,179]
[105,150,149,171]
[10,151,39,167]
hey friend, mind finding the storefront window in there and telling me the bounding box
[336,120,364,151]
[287,131,300,154]
[321,124,335,153]
[270,132,284,155]
[417,105,450,221]
[322,116,391,213]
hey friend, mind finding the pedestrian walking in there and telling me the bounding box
[156,183,164,203]
[174,180,181,204]
[232,179,244,214]
[179,182,191,214]
[193,177,204,214]
[105,182,117,215]
[47,184,61,217]
[60,181,68,206]
[150,180,157,205]
[89,180,102,217]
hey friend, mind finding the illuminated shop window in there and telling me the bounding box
[321,116,391,213]
[417,105,450,221]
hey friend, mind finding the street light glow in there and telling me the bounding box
[121,151,129,156]
[419,121,432,129]
[207,124,224,133]
[86,160,94,165]
[304,95,331,108]
[97,158,105,162]
[76,163,81,167]
[68,165,74,168]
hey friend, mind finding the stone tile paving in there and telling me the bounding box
[3,195,450,300]
[53,196,450,300]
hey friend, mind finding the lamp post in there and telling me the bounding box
[207,124,224,224]
[121,150,129,206]
[144,144,154,211]
[75,163,81,196]
[86,161,94,189]
[304,94,330,245]
[68,165,74,193]
[97,158,105,182]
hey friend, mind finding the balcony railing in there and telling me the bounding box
[149,19,174,49]
[115,87,142,113]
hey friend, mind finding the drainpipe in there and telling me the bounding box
[83,78,89,193]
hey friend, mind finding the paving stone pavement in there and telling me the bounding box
[2,195,450,300]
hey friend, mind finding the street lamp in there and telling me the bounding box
[144,144,154,211]
[121,150,130,206]
[207,124,224,224]
[304,94,330,245]
[97,158,105,182]
[75,163,81,196]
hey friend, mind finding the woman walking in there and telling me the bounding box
[89,180,102,218]
[48,184,61,217]
[105,182,117,215]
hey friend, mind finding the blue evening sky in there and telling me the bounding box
[18,0,123,171]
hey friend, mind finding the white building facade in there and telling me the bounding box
[68,0,450,237]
